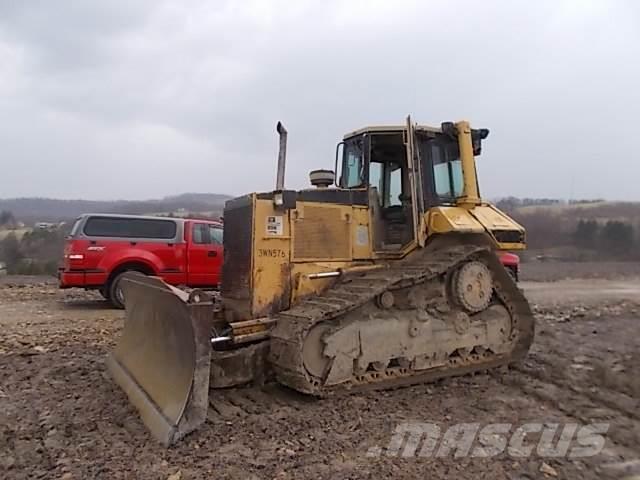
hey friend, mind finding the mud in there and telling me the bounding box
[1,266,639,479]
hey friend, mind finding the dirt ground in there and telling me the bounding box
[520,261,640,282]
[1,263,639,480]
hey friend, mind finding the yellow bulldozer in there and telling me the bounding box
[107,117,534,445]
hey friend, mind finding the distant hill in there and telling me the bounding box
[0,193,232,224]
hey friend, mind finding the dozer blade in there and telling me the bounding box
[106,273,213,446]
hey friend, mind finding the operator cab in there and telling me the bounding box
[337,123,488,252]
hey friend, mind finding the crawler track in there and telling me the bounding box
[269,240,535,396]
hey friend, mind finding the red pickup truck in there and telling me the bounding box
[59,214,223,308]
[499,252,520,281]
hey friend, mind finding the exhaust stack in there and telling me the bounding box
[275,121,288,191]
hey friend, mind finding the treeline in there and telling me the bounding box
[495,197,605,211]
[512,212,639,260]
[0,193,230,224]
[0,229,67,275]
[0,210,17,228]
[572,219,634,256]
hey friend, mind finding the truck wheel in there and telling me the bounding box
[108,272,138,309]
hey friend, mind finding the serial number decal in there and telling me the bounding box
[258,248,286,258]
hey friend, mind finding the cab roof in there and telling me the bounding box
[343,124,442,140]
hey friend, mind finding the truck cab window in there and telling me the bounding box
[193,223,208,244]
[83,217,177,239]
[209,226,223,245]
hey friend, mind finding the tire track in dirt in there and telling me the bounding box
[499,308,640,478]
[208,384,320,423]
[2,276,640,479]
[507,362,640,479]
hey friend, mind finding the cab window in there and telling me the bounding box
[209,225,223,245]
[192,223,208,244]
[431,141,463,199]
[369,161,383,203]
[341,138,365,188]
[83,216,176,239]
[387,164,403,207]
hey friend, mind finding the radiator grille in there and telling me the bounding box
[293,206,350,260]
[492,229,525,244]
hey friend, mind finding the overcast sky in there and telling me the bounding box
[1,0,639,201]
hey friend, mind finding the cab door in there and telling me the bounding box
[207,223,223,285]
[405,116,425,246]
[186,222,222,286]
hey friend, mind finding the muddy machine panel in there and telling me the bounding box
[222,193,373,321]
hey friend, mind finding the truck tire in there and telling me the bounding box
[109,271,141,309]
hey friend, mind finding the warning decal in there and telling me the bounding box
[266,215,283,236]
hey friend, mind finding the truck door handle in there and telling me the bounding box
[208,251,217,257]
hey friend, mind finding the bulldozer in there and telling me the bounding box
[106,117,534,446]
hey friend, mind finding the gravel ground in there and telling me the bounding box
[1,264,639,480]
[521,261,640,282]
